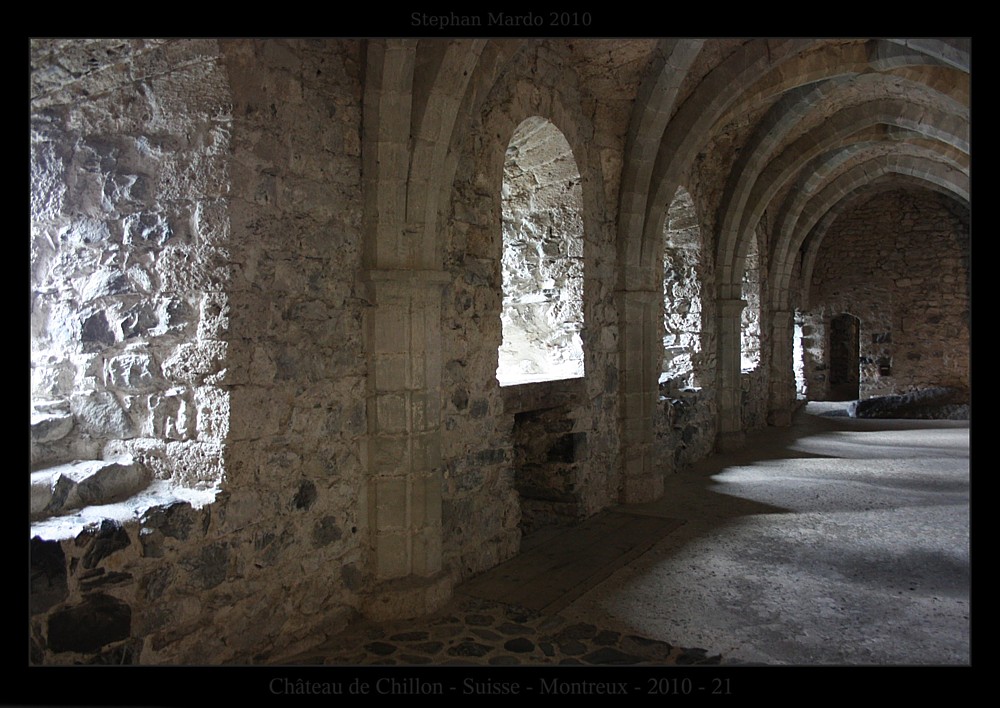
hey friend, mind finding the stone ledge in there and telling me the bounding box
[31,458,153,520]
[500,377,586,415]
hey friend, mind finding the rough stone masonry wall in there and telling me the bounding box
[806,189,970,400]
[498,117,585,385]
[441,42,620,582]
[214,39,368,660]
[662,187,704,391]
[655,186,718,470]
[30,39,370,665]
[30,38,235,664]
[30,39,230,486]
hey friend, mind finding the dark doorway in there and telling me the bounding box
[829,313,860,400]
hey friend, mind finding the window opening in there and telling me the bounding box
[661,186,703,391]
[497,117,584,386]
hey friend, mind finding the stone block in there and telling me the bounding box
[375,532,409,579]
[411,392,439,432]
[848,386,969,420]
[192,385,229,441]
[32,458,152,518]
[372,310,408,353]
[165,440,224,486]
[198,293,229,340]
[412,472,442,528]
[369,435,409,474]
[106,353,159,392]
[30,537,68,615]
[47,593,132,653]
[80,311,117,350]
[140,501,200,541]
[149,389,194,441]
[411,529,442,576]
[375,477,407,531]
[30,411,74,444]
[180,541,230,590]
[161,342,226,384]
[412,433,441,471]
[72,392,133,438]
[311,515,343,548]
[374,354,408,391]
[375,393,408,433]
[78,519,132,569]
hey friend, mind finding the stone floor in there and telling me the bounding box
[280,402,970,667]
[282,595,723,666]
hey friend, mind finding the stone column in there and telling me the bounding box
[360,268,452,619]
[618,288,663,503]
[716,298,745,451]
[767,309,796,426]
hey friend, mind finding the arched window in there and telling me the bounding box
[740,227,762,371]
[662,186,703,390]
[497,117,584,386]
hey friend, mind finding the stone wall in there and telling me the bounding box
[29,38,967,668]
[654,387,717,471]
[805,189,970,399]
[30,38,370,665]
[30,39,230,487]
[441,42,620,582]
[214,38,368,658]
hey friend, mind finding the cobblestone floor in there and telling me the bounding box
[281,596,724,666]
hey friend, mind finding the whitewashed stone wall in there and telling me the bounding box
[662,187,704,390]
[30,39,230,489]
[806,189,970,400]
[740,228,762,371]
[498,117,585,385]
[30,39,370,665]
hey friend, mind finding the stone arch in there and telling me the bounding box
[725,98,969,303]
[718,85,969,299]
[442,42,606,387]
[787,156,969,311]
[771,144,968,308]
[438,40,616,576]
[798,175,969,310]
[497,116,585,385]
[803,186,969,400]
[617,39,704,287]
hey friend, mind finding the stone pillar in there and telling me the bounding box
[360,269,452,619]
[618,288,663,503]
[767,309,796,426]
[716,298,745,451]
